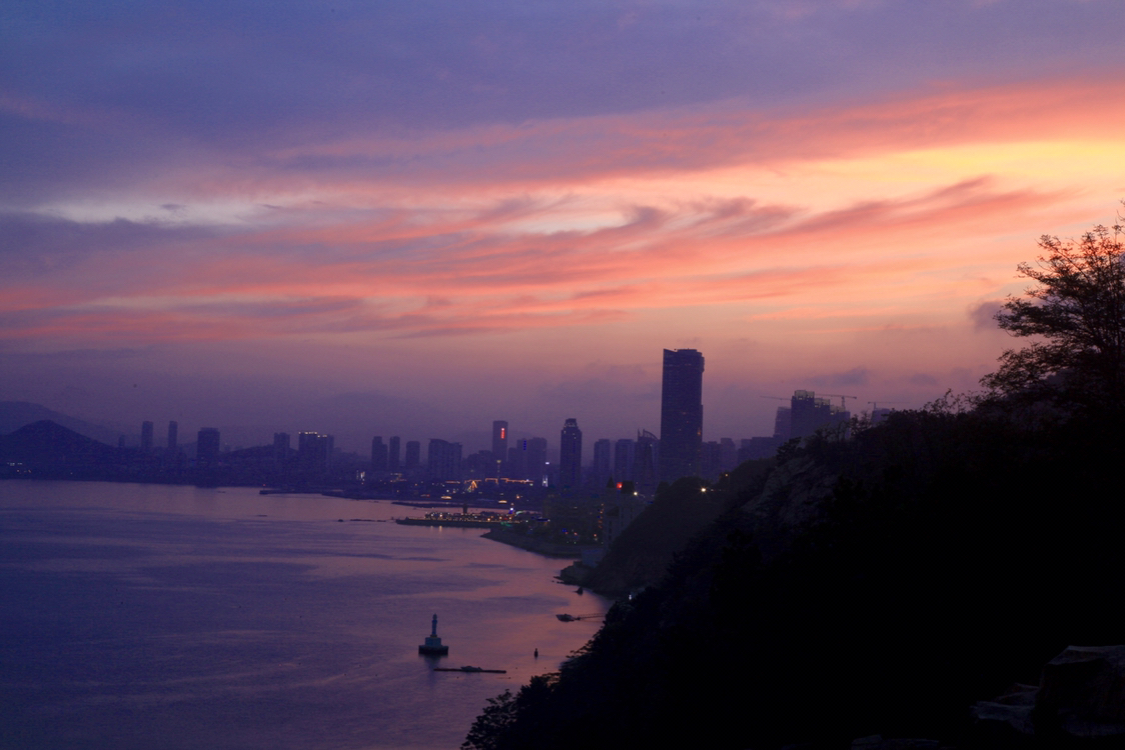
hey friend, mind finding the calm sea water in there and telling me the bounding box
[0,481,608,750]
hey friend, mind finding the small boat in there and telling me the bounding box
[556,613,603,622]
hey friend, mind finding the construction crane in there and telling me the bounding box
[820,393,859,411]
[867,401,907,412]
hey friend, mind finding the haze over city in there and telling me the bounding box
[4,0,1125,451]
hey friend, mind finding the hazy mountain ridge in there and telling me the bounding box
[0,401,125,445]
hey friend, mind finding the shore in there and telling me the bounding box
[480,528,599,558]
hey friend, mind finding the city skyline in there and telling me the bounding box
[3,2,1125,445]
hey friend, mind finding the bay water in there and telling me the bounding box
[0,480,608,749]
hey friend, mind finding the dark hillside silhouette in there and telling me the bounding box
[0,420,124,475]
[464,209,1125,749]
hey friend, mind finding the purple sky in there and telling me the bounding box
[3,0,1125,452]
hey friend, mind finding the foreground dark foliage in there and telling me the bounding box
[465,406,1125,749]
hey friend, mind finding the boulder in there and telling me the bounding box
[1036,645,1125,740]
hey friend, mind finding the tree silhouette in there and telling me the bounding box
[982,214,1125,408]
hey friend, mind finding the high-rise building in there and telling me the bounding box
[427,439,462,481]
[614,438,634,482]
[789,390,849,439]
[659,348,705,482]
[871,407,893,425]
[559,418,582,490]
[506,441,526,480]
[141,421,154,453]
[404,441,421,472]
[527,438,547,487]
[593,438,612,488]
[491,421,508,461]
[298,431,333,475]
[167,421,178,453]
[633,430,659,492]
[388,436,401,472]
[197,428,220,468]
[371,436,388,471]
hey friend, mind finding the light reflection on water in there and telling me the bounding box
[0,481,608,750]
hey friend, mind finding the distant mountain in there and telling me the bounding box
[0,401,124,445]
[0,419,121,465]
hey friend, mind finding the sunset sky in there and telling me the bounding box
[3,0,1125,450]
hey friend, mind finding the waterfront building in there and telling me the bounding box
[427,439,462,481]
[298,431,333,476]
[197,428,220,468]
[559,419,582,490]
[167,421,178,453]
[141,421,154,453]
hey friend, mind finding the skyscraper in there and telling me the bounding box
[298,431,333,476]
[559,418,582,490]
[141,421,154,453]
[167,421,178,453]
[491,421,508,460]
[659,348,704,482]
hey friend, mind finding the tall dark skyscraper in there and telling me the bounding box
[559,418,582,490]
[659,348,704,482]
[491,421,508,459]
[167,421,178,453]
[141,421,154,453]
